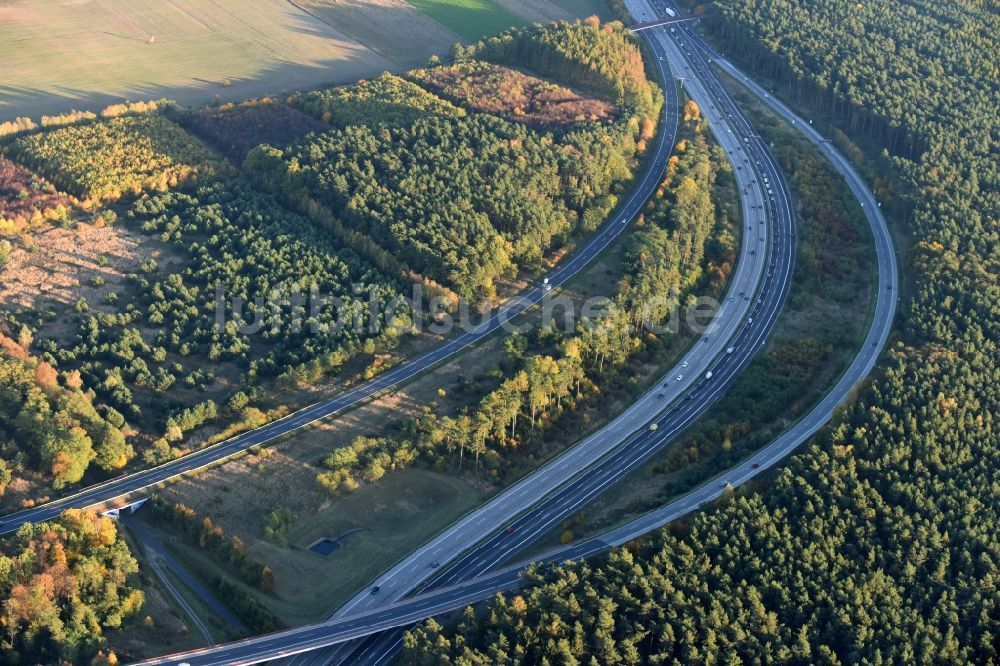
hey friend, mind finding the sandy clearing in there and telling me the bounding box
[0,223,144,313]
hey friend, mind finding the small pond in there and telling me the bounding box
[307,537,341,556]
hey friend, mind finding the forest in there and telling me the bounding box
[455,16,659,123]
[315,122,728,492]
[249,113,639,299]
[7,113,229,203]
[0,324,131,489]
[14,180,405,482]
[289,72,465,130]
[181,98,328,160]
[405,0,999,662]
[0,510,142,665]
[252,18,658,299]
[0,156,74,234]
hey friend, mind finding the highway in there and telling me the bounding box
[314,5,798,663]
[0,31,688,536]
[132,6,806,665]
[280,18,785,665]
[131,4,898,664]
[288,1,897,663]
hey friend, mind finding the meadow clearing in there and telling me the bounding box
[0,0,611,122]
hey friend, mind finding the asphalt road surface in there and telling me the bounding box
[132,9,819,666]
[313,7,801,664]
[131,5,897,664]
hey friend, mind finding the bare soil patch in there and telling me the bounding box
[0,222,146,315]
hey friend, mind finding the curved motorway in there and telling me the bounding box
[312,6,798,664]
[133,4,898,664]
[128,3,883,664]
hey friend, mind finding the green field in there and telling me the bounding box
[0,0,611,121]
[0,0,393,122]
[550,0,615,19]
[179,469,486,626]
[406,0,529,40]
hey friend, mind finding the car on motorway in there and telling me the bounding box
[751,463,760,470]
[727,346,735,354]
[682,361,688,368]
[505,526,515,534]
[656,393,664,399]
[370,586,380,595]
[649,423,659,431]
[676,374,683,381]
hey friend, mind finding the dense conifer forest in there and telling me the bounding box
[403,0,999,662]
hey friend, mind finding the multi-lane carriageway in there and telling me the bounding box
[133,3,899,663]
[295,6,798,665]
[267,14,790,666]
[129,7,895,666]
[0,3,712,538]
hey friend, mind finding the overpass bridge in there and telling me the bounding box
[629,15,700,31]
[99,497,149,520]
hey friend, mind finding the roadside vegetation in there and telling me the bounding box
[0,510,142,666]
[309,116,731,490]
[545,68,874,543]
[405,0,999,661]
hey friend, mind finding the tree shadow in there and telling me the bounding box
[0,3,406,122]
